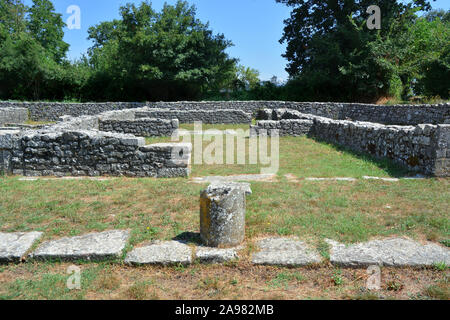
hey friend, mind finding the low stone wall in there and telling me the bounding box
[1,107,191,178]
[257,108,317,121]
[1,101,448,125]
[99,118,179,137]
[0,107,28,126]
[4,130,191,177]
[0,130,19,174]
[0,101,143,122]
[312,120,446,176]
[250,119,314,137]
[251,114,450,176]
[135,108,252,124]
[148,102,450,125]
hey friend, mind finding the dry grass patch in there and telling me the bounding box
[1,263,448,300]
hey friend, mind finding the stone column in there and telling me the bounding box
[200,183,247,248]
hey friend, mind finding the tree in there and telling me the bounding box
[27,0,69,63]
[236,65,260,90]
[0,0,27,39]
[0,0,70,100]
[86,0,237,101]
[276,0,434,101]
[413,11,450,98]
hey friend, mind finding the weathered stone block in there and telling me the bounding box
[0,231,43,263]
[326,238,450,267]
[251,237,322,266]
[200,183,246,248]
[125,241,192,265]
[30,230,130,262]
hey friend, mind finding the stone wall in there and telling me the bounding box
[251,114,450,176]
[5,130,191,177]
[0,107,28,126]
[434,125,450,177]
[1,101,448,125]
[312,119,445,176]
[0,101,143,122]
[99,118,179,137]
[250,119,314,137]
[0,130,19,174]
[1,107,191,178]
[135,108,252,124]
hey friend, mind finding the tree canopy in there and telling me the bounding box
[0,0,447,102]
[85,0,237,101]
[276,0,449,101]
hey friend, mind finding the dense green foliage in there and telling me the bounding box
[276,0,450,101]
[0,0,448,102]
[85,1,236,101]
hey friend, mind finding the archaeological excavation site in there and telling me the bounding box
[0,100,449,300]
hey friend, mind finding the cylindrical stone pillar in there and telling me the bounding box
[200,183,246,248]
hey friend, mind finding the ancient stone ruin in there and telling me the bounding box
[0,100,449,177]
[200,183,248,248]
[251,108,450,177]
[0,107,190,177]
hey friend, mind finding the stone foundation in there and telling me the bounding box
[99,118,179,137]
[135,108,252,124]
[251,112,450,177]
[1,107,191,178]
[0,107,28,126]
[1,101,449,125]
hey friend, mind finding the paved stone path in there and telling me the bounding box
[15,173,426,183]
[195,246,240,264]
[30,230,130,262]
[192,174,425,185]
[2,230,448,268]
[326,238,450,267]
[125,241,192,265]
[362,176,399,182]
[18,177,112,181]
[251,238,323,266]
[0,232,43,263]
[125,241,241,265]
[191,174,277,184]
[305,177,357,181]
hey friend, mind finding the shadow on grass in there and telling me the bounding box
[173,232,202,245]
[310,136,420,178]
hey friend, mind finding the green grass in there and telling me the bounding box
[146,129,408,178]
[0,172,448,246]
[0,131,448,245]
[0,125,449,300]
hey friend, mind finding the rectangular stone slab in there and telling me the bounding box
[125,241,192,265]
[0,232,43,263]
[29,230,130,262]
[252,237,322,266]
[195,246,240,264]
[326,238,450,267]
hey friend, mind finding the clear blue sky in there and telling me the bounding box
[24,0,450,82]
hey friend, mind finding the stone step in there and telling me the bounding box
[191,174,277,184]
[29,230,130,262]
[326,238,450,267]
[125,241,192,266]
[196,246,240,264]
[125,241,242,265]
[0,232,43,263]
[251,237,323,267]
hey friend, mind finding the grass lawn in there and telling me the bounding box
[0,124,448,300]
